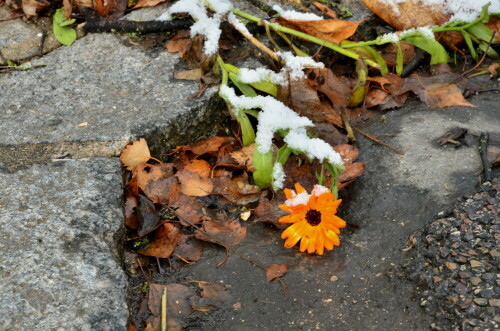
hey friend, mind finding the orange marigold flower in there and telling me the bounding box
[278,183,346,255]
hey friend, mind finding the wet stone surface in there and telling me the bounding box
[0,158,128,330]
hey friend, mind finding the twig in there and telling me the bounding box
[230,18,280,62]
[82,7,193,34]
[479,132,492,182]
[341,108,356,143]
[161,287,167,331]
[0,14,24,22]
[353,127,405,155]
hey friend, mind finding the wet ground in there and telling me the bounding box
[127,91,500,330]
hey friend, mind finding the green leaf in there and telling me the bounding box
[229,72,258,97]
[403,34,449,65]
[478,42,500,59]
[59,18,76,27]
[466,23,495,43]
[237,111,256,146]
[462,31,477,60]
[395,42,404,76]
[253,146,274,188]
[224,63,278,96]
[362,45,389,75]
[276,144,292,164]
[249,80,278,97]
[53,8,76,46]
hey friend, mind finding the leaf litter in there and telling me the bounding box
[98,0,500,328]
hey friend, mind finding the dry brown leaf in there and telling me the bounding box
[265,264,288,283]
[334,144,359,164]
[137,194,160,236]
[253,195,288,229]
[125,195,139,229]
[315,123,349,147]
[167,30,192,58]
[213,176,265,205]
[485,16,500,42]
[195,218,247,246]
[120,138,151,171]
[133,0,169,9]
[488,63,499,78]
[174,68,204,81]
[381,42,415,66]
[230,144,256,172]
[338,162,366,183]
[198,282,232,303]
[173,235,203,262]
[183,159,211,177]
[362,0,447,31]
[63,0,72,18]
[177,170,213,197]
[147,283,193,330]
[93,0,127,18]
[139,223,182,258]
[188,136,235,155]
[276,17,363,44]
[132,163,173,193]
[143,176,177,205]
[306,68,352,109]
[312,1,337,19]
[423,83,477,108]
[21,0,49,17]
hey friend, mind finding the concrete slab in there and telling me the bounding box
[0,158,127,330]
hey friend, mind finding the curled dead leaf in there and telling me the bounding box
[177,170,213,197]
[139,223,182,258]
[174,235,203,262]
[423,83,476,108]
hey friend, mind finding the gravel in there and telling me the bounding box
[403,177,500,330]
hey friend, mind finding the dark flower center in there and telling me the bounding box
[305,209,322,226]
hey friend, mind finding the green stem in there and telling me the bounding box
[231,9,380,69]
[216,55,228,85]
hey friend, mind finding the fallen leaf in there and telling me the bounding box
[198,282,232,303]
[276,17,363,44]
[166,30,192,58]
[485,16,500,43]
[182,159,211,177]
[306,68,352,109]
[120,138,151,171]
[195,218,247,246]
[137,194,160,236]
[253,195,288,229]
[362,0,447,31]
[265,264,288,283]
[132,163,174,193]
[315,123,349,147]
[177,170,213,197]
[312,1,337,19]
[381,42,415,66]
[337,162,366,183]
[147,283,193,330]
[93,0,128,18]
[178,136,235,156]
[423,83,477,108]
[437,127,467,146]
[170,181,209,226]
[173,235,203,262]
[22,0,49,17]
[139,223,182,258]
[230,144,256,172]
[174,68,204,81]
[334,144,360,164]
[143,176,178,205]
[125,195,139,229]
[213,176,265,205]
[488,63,499,78]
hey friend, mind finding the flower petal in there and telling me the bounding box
[316,231,325,255]
[294,183,306,194]
[325,229,340,246]
[307,227,318,254]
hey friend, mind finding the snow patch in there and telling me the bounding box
[273,4,323,21]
